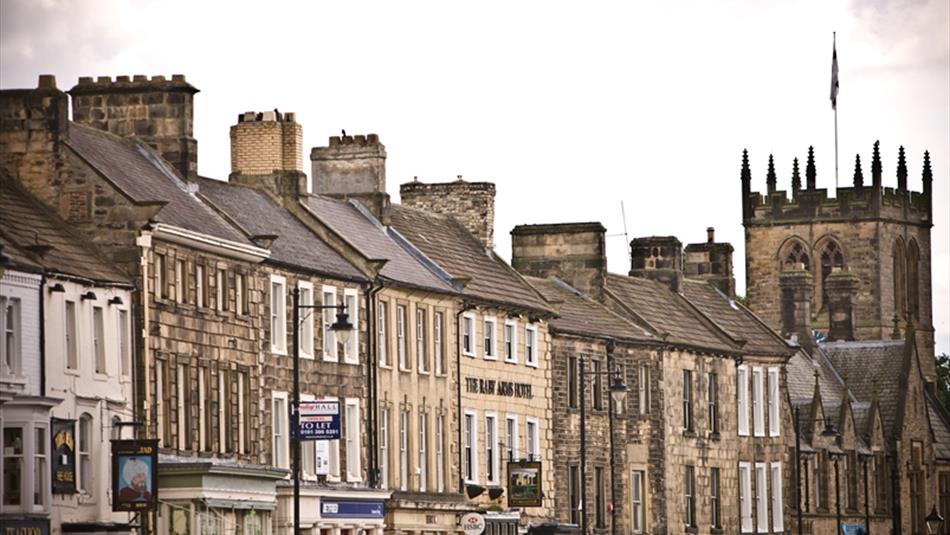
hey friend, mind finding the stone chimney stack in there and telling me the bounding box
[229,110,307,201]
[310,133,389,220]
[400,178,496,249]
[779,265,814,350]
[628,236,684,292]
[684,227,736,298]
[510,222,607,299]
[69,74,199,179]
[825,269,861,341]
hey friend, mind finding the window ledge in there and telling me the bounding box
[685,526,698,534]
[711,528,723,535]
[683,430,697,438]
[709,432,721,441]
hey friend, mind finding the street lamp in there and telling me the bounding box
[793,405,840,535]
[291,287,353,535]
[926,505,944,535]
[578,345,628,535]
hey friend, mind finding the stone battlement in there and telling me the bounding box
[237,110,297,123]
[327,133,381,147]
[71,74,197,94]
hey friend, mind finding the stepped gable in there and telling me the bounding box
[524,276,654,342]
[196,178,366,281]
[0,177,131,284]
[65,123,250,244]
[305,196,456,293]
[679,279,792,356]
[820,340,905,435]
[604,273,734,353]
[388,204,553,315]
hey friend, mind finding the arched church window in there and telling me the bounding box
[819,240,845,307]
[783,241,811,270]
[907,239,920,319]
[893,239,907,319]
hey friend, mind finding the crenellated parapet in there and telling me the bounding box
[741,142,933,228]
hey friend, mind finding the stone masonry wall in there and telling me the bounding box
[400,180,496,249]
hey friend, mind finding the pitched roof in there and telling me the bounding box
[604,274,734,352]
[821,340,906,437]
[786,349,845,405]
[679,279,792,356]
[196,178,366,281]
[928,400,950,460]
[0,178,131,284]
[304,196,457,293]
[524,277,654,342]
[65,123,250,245]
[388,204,553,314]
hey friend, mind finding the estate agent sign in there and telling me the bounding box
[507,460,543,507]
[111,439,158,512]
[298,400,341,440]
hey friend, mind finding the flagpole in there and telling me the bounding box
[833,32,839,189]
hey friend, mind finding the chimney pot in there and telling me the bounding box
[707,227,715,243]
[37,74,57,89]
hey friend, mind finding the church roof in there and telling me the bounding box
[821,340,906,437]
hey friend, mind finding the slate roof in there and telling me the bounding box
[821,340,906,437]
[0,178,131,284]
[524,277,654,342]
[304,197,456,293]
[196,178,366,281]
[388,204,552,314]
[929,400,950,460]
[65,123,251,245]
[679,279,792,356]
[786,348,845,405]
[604,274,733,352]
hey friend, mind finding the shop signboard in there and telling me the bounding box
[508,460,543,507]
[51,417,76,494]
[111,438,158,512]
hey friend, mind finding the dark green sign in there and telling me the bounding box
[51,417,76,494]
[507,460,542,507]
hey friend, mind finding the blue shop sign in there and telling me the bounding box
[298,400,341,441]
[321,499,385,519]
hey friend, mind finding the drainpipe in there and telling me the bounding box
[365,282,384,487]
[455,305,469,493]
[39,274,46,396]
[136,230,153,438]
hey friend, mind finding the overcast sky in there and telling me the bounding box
[2,0,947,353]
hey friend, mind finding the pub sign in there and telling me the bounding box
[51,417,76,494]
[111,439,158,512]
[507,460,542,507]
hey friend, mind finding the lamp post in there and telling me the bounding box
[793,406,839,535]
[925,505,944,534]
[292,287,353,535]
[832,451,842,535]
[578,349,628,535]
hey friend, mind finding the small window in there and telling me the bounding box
[752,367,765,436]
[378,301,389,367]
[272,393,288,469]
[322,287,337,361]
[216,268,229,311]
[737,365,750,436]
[1,297,21,376]
[638,364,650,414]
[118,309,131,377]
[175,259,186,303]
[417,307,428,373]
[78,415,93,495]
[397,305,408,370]
[93,307,105,374]
[569,465,581,525]
[345,399,361,481]
[270,277,287,354]
[235,273,246,315]
[65,300,78,370]
[400,410,409,490]
[379,407,390,489]
[768,368,781,437]
[504,320,517,363]
[755,463,768,533]
[196,264,206,307]
[462,314,475,356]
[299,282,314,359]
[771,462,784,531]
[505,415,518,461]
[568,356,579,409]
[632,470,645,533]
[711,467,721,529]
[739,462,753,532]
[684,465,696,528]
[483,317,497,360]
[343,289,359,364]
[463,412,476,483]
[525,324,538,367]
[485,414,498,483]
[592,360,604,411]
[417,411,427,491]
[526,418,539,461]
[595,466,606,528]
[708,372,719,434]
[436,414,445,492]
[682,369,693,432]
[154,253,167,299]
[434,312,445,374]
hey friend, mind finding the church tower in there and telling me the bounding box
[741,143,935,381]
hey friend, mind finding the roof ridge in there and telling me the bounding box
[549,277,654,339]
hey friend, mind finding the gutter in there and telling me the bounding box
[152,223,269,263]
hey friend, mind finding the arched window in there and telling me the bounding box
[907,239,920,319]
[781,240,811,271]
[78,413,93,495]
[893,238,907,319]
[819,239,845,307]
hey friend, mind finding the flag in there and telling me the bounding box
[830,37,839,110]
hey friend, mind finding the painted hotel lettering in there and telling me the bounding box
[465,377,533,399]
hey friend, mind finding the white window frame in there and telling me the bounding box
[462,313,475,357]
[504,319,518,363]
[177,364,188,450]
[485,412,499,484]
[234,272,245,315]
[755,462,768,533]
[218,369,227,453]
[483,316,497,360]
[198,369,207,451]
[436,413,445,492]
[118,309,131,377]
[322,286,337,362]
[326,395,341,481]
[65,299,78,370]
[434,311,445,375]
[505,414,519,462]
[416,306,428,373]
[271,391,289,469]
[175,259,185,303]
[768,367,781,437]
[298,281,314,359]
[216,268,226,311]
[638,364,650,414]
[196,264,206,307]
[526,417,540,461]
[771,462,784,532]
[418,410,427,491]
[378,301,389,367]
[379,406,390,488]
[464,410,478,483]
[270,275,288,355]
[399,409,409,490]
[238,371,248,454]
[397,305,408,370]
[345,398,361,481]
[92,306,106,375]
[752,367,765,437]
[78,413,93,495]
[632,469,645,533]
[343,288,359,364]
[300,393,317,479]
[739,461,753,533]
[525,324,538,367]
[737,364,750,436]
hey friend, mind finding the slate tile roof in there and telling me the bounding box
[524,277,654,342]
[0,177,131,284]
[65,123,250,245]
[929,401,950,460]
[304,197,456,294]
[680,279,792,356]
[388,204,552,314]
[786,349,845,405]
[604,274,734,352]
[196,178,366,281]
[821,340,906,437]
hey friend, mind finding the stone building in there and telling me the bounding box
[741,145,949,534]
[1,177,136,533]
[511,223,797,534]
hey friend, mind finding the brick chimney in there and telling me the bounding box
[228,110,307,201]
[510,222,607,299]
[310,133,389,220]
[0,75,69,209]
[684,227,736,297]
[401,177,496,249]
[779,265,814,350]
[69,74,199,179]
[628,236,684,292]
[825,269,860,341]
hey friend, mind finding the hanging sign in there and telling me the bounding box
[51,417,77,494]
[507,460,543,507]
[298,400,341,441]
[111,439,158,512]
